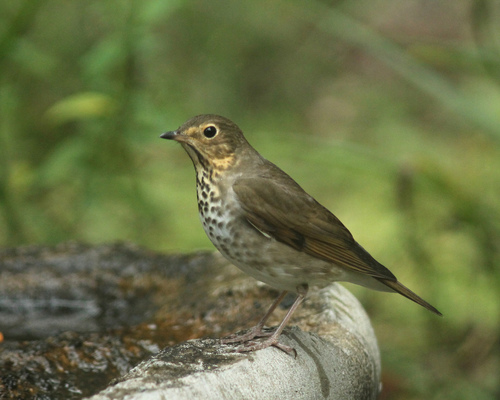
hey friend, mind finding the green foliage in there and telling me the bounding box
[1,0,499,398]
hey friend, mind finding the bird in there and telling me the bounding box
[160,114,441,354]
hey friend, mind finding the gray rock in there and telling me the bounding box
[88,284,381,400]
[0,242,381,399]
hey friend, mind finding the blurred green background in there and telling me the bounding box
[1,0,499,398]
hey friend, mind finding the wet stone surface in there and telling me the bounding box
[0,242,217,340]
[0,242,244,399]
[0,242,381,399]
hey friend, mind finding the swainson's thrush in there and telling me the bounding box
[161,114,441,354]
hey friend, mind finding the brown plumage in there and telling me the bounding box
[161,114,441,354]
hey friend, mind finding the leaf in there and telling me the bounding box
[43,92,117,126]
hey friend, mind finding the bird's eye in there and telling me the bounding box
[203,126,217,138]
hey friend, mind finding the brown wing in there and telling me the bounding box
[233,174,397,281]
[233,169,442,316]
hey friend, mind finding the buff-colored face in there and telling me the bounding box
[161,114,248,171]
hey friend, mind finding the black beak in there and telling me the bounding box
[160,130,178,140]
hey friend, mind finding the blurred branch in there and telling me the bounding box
[0,0,44,74]
[0,0,44,244]
[396,159,500,275]
[471,0,500,83]
[307,0,500,141]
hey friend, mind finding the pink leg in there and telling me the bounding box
[223,285,308,356]
[221,290,288,344]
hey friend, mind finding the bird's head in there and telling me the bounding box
[161,114,252,172]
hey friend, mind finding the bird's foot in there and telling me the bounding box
[233,337,297,357]
[220,326,274,344]
[222,329,296,356]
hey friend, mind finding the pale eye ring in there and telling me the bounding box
[203,126,217,138]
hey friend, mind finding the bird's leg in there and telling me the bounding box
[221,290,288,344]
[231,284,308,356]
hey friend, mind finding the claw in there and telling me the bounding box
[233,337,297,357]
[221,327,275,344]
[220,286,307,357]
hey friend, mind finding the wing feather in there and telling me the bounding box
[233,174,396,281]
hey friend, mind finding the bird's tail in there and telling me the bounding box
[377,278,442,316]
